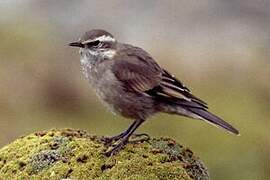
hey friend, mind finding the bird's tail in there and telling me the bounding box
[187,107,239,135]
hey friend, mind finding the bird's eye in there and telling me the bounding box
[87,40,100,47]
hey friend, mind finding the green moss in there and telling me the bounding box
[0,129,209,179]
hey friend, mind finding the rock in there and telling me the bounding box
[0,129,209,179]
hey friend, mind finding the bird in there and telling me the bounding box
[69,29,239,156]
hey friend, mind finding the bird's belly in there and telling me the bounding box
[83,64,156,120]
[97,86,156,121]
[95,84,156,120]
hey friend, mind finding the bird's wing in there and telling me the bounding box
[112,45,207,109]
[157,70,208,108]
[144,70,208,109]
[112,49,162,93]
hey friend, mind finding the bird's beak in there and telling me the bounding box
[69,41,84,48]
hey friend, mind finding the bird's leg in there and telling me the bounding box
[101,121,137,145]
[104,119,144,157]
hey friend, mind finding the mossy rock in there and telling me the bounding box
[0,129,209,180]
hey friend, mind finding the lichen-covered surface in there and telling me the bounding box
[0,129,209,180]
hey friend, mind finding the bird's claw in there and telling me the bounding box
[101,137,114,146]
[101,133,125,146]
[103,133,150,157]
[104,139,128,157]
[129,133,150,143]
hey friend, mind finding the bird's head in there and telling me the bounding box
[69,29,117,59]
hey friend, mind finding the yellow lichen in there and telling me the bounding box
[0,129,209,179]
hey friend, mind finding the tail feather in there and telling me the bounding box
[187,107,239,135]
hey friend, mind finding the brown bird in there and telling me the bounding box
[69,29,239,156]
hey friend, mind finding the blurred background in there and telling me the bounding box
[0,0,269,179]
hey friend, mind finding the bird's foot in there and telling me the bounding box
[102,133,149,145]
[104,138,128,157]
[129,133,150,144]
[101,133,126,146]
[102,119,145,156]
[101,137,114,146]
[103,133,150,157]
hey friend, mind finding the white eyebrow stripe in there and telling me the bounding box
[94,35,116,42]
[82,35,115,44]
[81,39,93,44]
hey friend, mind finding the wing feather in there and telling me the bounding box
[112,46,162,93]
[112,44,207,109]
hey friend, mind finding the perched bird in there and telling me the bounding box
[69,29,239,156]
